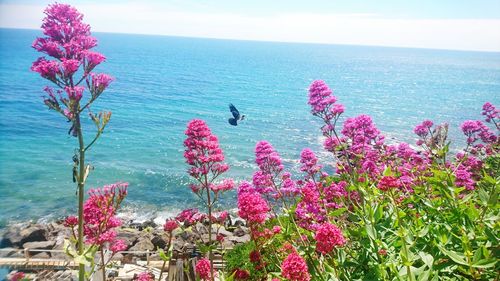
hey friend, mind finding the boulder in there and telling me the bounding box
[116,228,141,249]
[228,234,250,244]
[0,247,22,258]
[31,252,51,259]
[19,225,47,244]
[151,232,170,250]
[22,240,55,250]
[129,234,155,253]
[0,225,23,247]
[232,226,248,237]
[233,219,246,227]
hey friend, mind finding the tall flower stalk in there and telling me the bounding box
[184,119,234,280]
[31,4,113,280]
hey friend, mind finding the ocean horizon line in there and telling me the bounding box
[2,26,500,55]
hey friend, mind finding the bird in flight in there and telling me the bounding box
[228,103,245,126]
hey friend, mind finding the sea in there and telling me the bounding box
[0,28,499,227]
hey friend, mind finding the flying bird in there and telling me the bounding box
[228,103,245,126]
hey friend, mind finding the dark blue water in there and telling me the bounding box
[0,28,499,225]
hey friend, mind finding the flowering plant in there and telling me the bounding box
[31,4,118,280]
[63,183,128,280]
[184,119,235,281]
[224,81,498,280]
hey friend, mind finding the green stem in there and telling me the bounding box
[205,174,215,281]
[100,248,106,281]
[158,237,172,281]
[76,112,86,281]
[391,193,414,281]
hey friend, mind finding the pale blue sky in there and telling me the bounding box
[1,0,500,51]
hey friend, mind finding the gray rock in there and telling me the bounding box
[23,240,55,250]
[19,225,47,244]
[31,252,51,259]
[116,228,141,248]
[0,225,23,247]
[228,234,250,244]
[0,247,22,258]
[129,237,154,253]
[233,219,246,227]
[232,226,248,237]
[151,232,170,250]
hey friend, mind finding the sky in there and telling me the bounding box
[1,0,500,52]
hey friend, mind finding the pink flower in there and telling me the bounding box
[175,208,200,225]
[31,57,60,81]
[249,250,261,263]
[110,239,127,253]
[211,179,235,193]
[414,120,433,137]
[65,86,84,102]
[308,80,336,115]
[216,233,225,242]
[84,51,106,71]
[89,73,113,96]
[83,182,128,246]
[64,215,78,227]
[331,103,345,115]
[184,119,231,193]
[273,225,281,234]
[482,102,498,123]
[237,182,270,224]
[281,252,311,281]
[195,258,211,280]
[32,3,112,129]
[255,141,283,172]
[315,222,346,254]
[163,219,178,233]
[234,268,250,280]
[300,148,321,175]
[135,272,153,281]
[9,271,25,281]
[61,58,80,77]
[377,176,401,192]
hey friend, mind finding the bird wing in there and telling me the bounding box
[228,118,238,126]
[229,103,240,119]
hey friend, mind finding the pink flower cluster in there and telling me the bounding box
[134,272,154,281]
[281,251,311,281]
[82,182,128,250]
[175,208,206,226]
[377,176,401,192]
[8,271,25,281]
[164,219,178,233]
[315,222,346,254]
[308,80,339,116]
[482,102,499,125]
[295,180,348,230]
[184,119,232,193]
[300,148,322,177]
[253,141,298,198]
[195,258,211,280]
[237,182,270,225]
[31,3,112,129]
[461,120,497,148]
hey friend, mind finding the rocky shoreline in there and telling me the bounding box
[0,215,250,280]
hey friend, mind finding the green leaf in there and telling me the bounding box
[74,254,92,266]
[329,207,347,217]
[418,252,434,269]
[438,245,469,266]
[366,224,377,241]
[158,248,169,261]
[471,258,497,269]
[417,269,430,281]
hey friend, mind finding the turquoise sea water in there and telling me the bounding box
[0,28,499,226]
